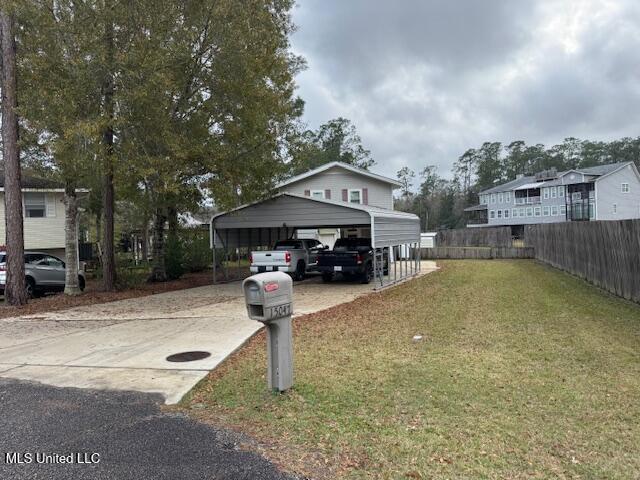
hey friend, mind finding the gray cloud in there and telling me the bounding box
[291,0,640,182]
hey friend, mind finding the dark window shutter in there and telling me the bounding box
[325,189,331,199]
[363,188,369,205]
[342,189,348,201]
[304,190,310,196]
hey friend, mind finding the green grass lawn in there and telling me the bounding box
[183,260,640,479]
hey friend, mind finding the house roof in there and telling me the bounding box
[479,161,634,195]
[0,172,64,190]
[481,176,535,195]
[211,191,418,224]
[576,162,630,176]
[463,204,488,212]
[210,192,419,249]
[276,161,402,189]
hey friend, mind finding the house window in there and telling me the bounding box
[543,206,550,216]
[504,209,510,219]
[558,186,564,197]
[560,205,566,216]
[498,193,504,203]
[551,205,558,216]
[348,189,362,204]
[622,183,630,193]
[24,193,46,218]
[497,209,502,218]
[589,203,595,219]
[551,187,557,198]
[526,207,533,217]
[534,206,541,217]
[490,210,495,219]
[613,203,617,214]
[519,207,525,217]
[543,188,549,199]
[505,192,511,203]
[310,190,325,199]
[512,208,518,218]
[490,193,496,204]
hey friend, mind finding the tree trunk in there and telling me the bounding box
[167,206,178,237]
[141,219,149,262]
[96,212,102,245]
[101,18,116,291]
[148,208,167,282]
[63,184,81,295]
[1,10,27,306]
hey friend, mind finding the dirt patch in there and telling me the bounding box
[0,267,248,320]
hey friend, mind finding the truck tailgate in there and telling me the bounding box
[251,251,290,267]
[318,252,359,267]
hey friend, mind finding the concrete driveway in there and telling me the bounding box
[0,262,437,403]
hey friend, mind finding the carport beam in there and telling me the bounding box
[213,240,217,284]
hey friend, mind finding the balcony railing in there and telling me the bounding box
[515,196,541,205]
[467,219,489,225]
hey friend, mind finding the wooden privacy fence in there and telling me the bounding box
[525,220,640,303]
[436,227,512,247]
[422,247,534,260]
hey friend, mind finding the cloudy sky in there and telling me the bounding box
[290,0,640,181]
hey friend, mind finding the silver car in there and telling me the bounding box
[0,251,86,298]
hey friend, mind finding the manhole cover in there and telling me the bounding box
[166,351,211,362]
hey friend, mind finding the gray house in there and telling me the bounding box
[275,161,402,246]
[466,161,640,227]
[275,161,399,210]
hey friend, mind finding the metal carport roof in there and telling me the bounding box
[210,192,420,249]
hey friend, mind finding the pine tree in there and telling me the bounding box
[1,7,27,305]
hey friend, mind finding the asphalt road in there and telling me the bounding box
[0,378,297,480]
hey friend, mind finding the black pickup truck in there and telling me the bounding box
[316,238,386,284]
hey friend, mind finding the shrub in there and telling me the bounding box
[116,266,148,289]
[182,229,211,272]
[165,234,184,280]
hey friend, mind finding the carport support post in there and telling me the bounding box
[404,244,408,278]
[412,243,415,275]
[393,246,397,283]
[212,244,217,284]
[372,249,378,286]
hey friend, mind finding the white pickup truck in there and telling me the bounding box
[249,239,327,280]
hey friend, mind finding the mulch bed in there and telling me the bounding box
[0,268,248,320]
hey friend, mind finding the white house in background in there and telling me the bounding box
[466,161,640,227]
[275,161,402,246]
[0,173,71,258]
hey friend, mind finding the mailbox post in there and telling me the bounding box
[242,272,294,392]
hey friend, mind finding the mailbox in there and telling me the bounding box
[243,272,293,322]
[242,271,294,392]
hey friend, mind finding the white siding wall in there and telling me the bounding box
[595,164,640,220]
[486,186,569,226]
[0,192,66,249]
[279,166,395,210]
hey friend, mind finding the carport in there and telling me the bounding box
[210,193,421,287]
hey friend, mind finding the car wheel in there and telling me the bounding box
[294,261,306,281]
[361,263,373,284]
[78,275,86,292]
[321,272,333,282]
[25,277,36,299]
